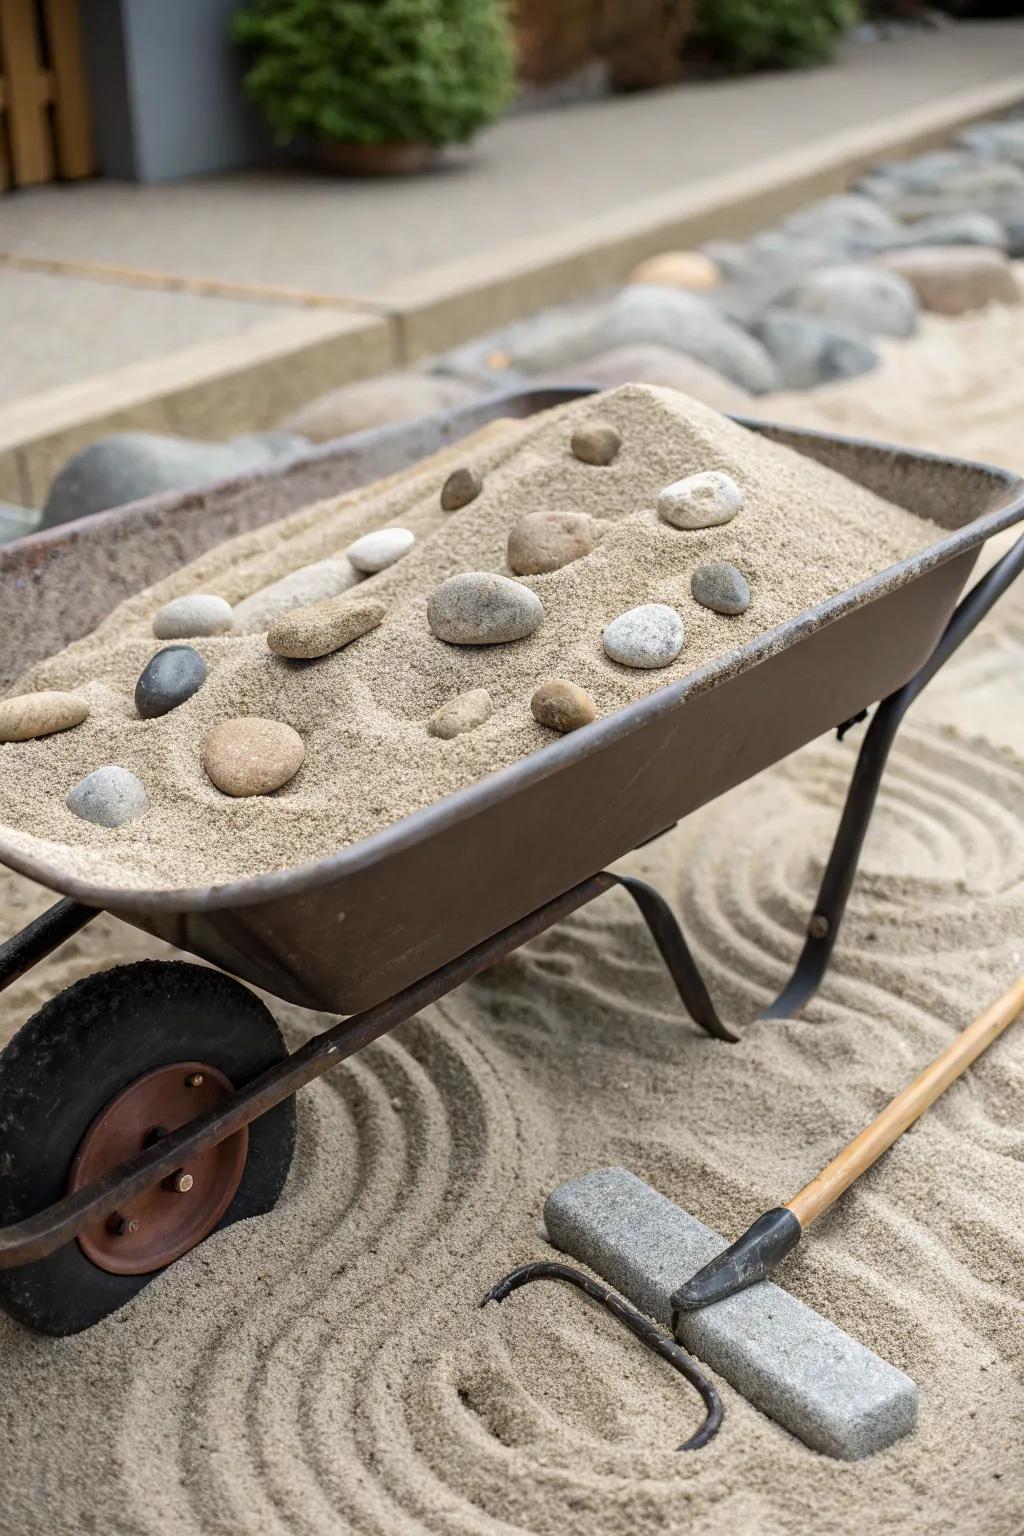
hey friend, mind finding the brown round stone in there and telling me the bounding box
[267,596,385,659]
[440,466,483,512]
[570,419,621,466]
[0,690,89,742]
[202,718,304,797]
[530,679,597,734]
[507,510,601,576]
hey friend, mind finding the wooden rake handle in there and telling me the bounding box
[787,974,1024,1228]
[674,974,1024,1314]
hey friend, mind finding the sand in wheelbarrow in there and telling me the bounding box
[0,383,946,891]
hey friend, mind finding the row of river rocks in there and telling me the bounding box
[0,423,753,827]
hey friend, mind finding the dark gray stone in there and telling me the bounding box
[1002,214,1024,259]
[781,194,901,241]
[602,286,779,393]
[858,157,1024,223]
[690,561,751,615]
[877,211,1008,253]
[545,1167,919,1461]
[66,765,150,827]
[782,264,918,338]
[42,430,309,528]
[752,310,879,389]
[135,645,207,719]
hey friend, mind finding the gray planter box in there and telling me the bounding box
[82,0,269,182]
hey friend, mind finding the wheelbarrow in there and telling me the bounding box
[0,390,1022,1336]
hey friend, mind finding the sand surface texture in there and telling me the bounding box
[0,384,943,892]
[1,315,1023,1536]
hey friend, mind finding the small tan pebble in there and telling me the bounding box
[0,690,89,742]
[440,466,483,511]
[203,718,304,797]
[570,419,621,466]
[507,510,602,576]
[152,594,233,639]
[658,471,742,530]
[628,251,720,291]
[427,688,493,740]
[267,596,386,659]
[530,680,597,733]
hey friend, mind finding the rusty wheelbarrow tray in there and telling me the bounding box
[0,389,1022,1335]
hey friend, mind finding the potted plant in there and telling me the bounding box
[693,0,859,70]
[233,0,516,174]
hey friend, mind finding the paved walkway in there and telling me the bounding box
[1,21,1023,405]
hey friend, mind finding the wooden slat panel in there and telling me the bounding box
[43,0,94,178]
[0,0,54,186]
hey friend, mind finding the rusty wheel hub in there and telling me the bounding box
[68,1061,248,1276]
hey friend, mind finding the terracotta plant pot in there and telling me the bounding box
[317,140,434,176]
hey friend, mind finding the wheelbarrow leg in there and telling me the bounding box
[0,898,97,995]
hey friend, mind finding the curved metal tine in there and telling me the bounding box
[481,1260,724,1452]
[608,873,739,1043]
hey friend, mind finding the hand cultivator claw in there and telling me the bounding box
[481,1260,724,1451]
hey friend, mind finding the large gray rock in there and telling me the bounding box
[955,119,1024,169]
[752,310,879,390]
[435,296,612,385]
[277,371,479,442]
[42,431,308,529]
[540,344,753,412]
[781,194,901,241]
[1002,214,1024,259]
[602,286,779,393]
[878,211,1008,253]
[782,264,919,338]
[858,156,1024,223]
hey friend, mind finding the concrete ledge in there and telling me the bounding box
[370,75,1024,360]
[0,309,395,506]
[1,72,1021,502]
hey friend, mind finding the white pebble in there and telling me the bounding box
[603,604,684,669]
[152,594,234,639]
[233,559,359,634]
[346,527,416,574]
[657,471,743,530]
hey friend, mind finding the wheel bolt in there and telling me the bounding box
[808,913,830,940]
[109,1212,140,1236]
[171,1171,194,1194]
[143,1124,168,1147]
[185,1072,204,1088]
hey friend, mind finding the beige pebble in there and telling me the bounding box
[203,718,304,797]
[628,251,720,291]
[570,419,621,466]
[427,688,493,740]
[267,597,386,660]
[507,510,601,576]
[440,466,483,511]
[881,245,1020,316]
[0,690,89,742]
[531,679,597,733]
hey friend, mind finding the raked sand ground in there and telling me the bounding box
[1,301,1023,1535]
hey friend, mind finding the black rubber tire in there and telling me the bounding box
[0,960,296,1336]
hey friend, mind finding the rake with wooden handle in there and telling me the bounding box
[673,974,1024,1314]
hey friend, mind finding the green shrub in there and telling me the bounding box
[233,0,516,147]
[694,0,859,71]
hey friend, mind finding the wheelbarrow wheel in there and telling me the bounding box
[0,959,296,1336]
